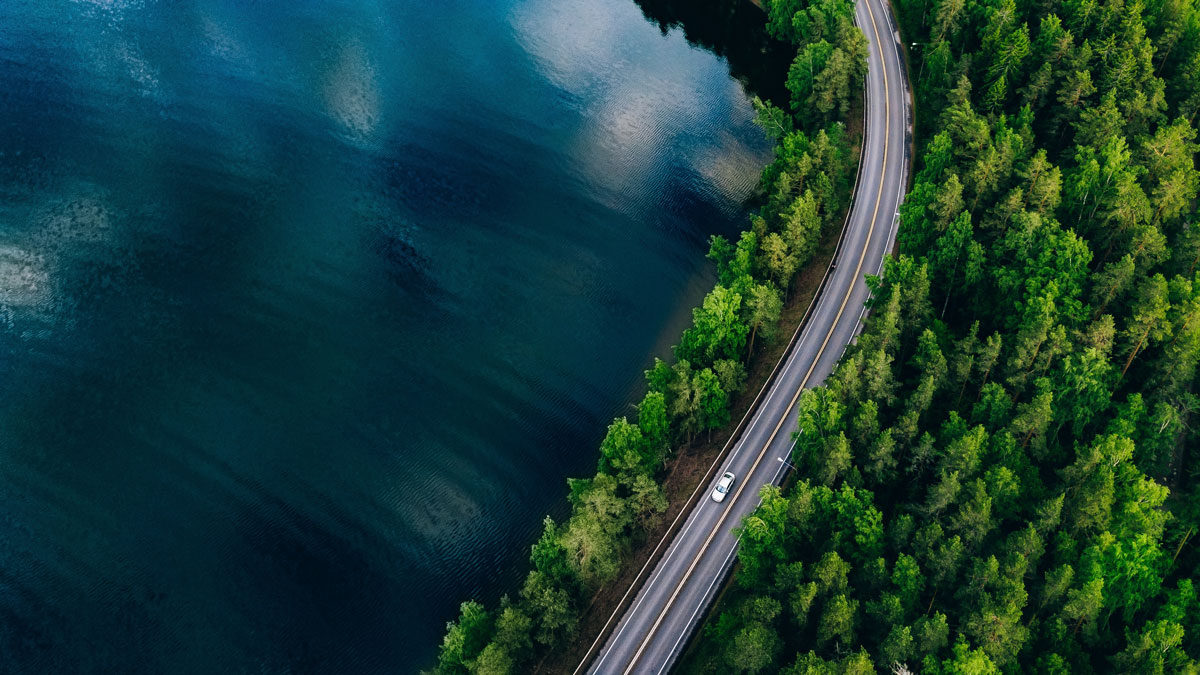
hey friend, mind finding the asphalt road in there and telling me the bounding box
[581,0,910,671]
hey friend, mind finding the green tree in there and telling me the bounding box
[438,601,493,674]
[760,232,800,289]
[817,594,859,648]
[812,551,851,596]
[752,96,794,141]
[629,473,668,530]
[695,367,731,440]
[880,624,915,666]
[491,605,533,662]
[562,474,630,584]
[520,571,577,648]
[1010,381,1054,452]
[637,391,670,465]
[738,486,792,588]
[596,417,646,477]
[744,283,784,358]
[1113,620,1195,674]
[892,553,926,613]
[710,230,758,291]
[726,624,782,673]
[1091,254,1137,315]
[782,191,826,270]
[1140,118,1200,224]
[1121,273,1173,377]
[1154,273,1200,393]
[789,41,835,109]
[915,612,951,655]
[714,358,748,396]
[1061,572,1105,638]
[678,286,750,367]
[530,517,573,587]
[472,643,512,675]
[931,0,966,41]
[926,640,1001,674]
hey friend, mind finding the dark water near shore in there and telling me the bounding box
[0,0,782,671]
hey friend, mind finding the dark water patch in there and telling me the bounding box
[633,0,796,107]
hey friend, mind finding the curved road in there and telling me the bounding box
[581,0,910,672]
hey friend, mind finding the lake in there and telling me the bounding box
[0,0,784,671]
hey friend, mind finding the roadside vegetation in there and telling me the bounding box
[683,0,1200,671]
[431,1,868,673]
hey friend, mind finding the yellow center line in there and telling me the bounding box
[620,0,894,671]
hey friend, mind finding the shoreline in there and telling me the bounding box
[537,104,865,674]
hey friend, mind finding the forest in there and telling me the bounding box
[684,0,1200,671]
[430,0,868,672]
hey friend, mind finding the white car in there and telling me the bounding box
[711,471,735,503]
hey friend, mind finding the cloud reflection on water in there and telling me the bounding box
[508,0,762,220]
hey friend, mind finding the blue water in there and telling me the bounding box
[0,0,773,671]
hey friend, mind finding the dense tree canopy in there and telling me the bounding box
[689,0,1200,671]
